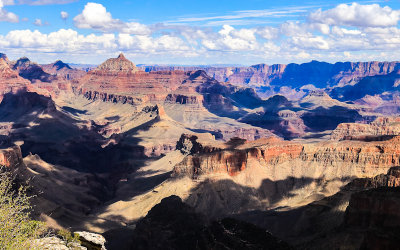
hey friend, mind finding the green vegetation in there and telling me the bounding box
[0,169,45,249]
[57,229,81,246]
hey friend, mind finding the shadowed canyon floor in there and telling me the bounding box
[1,53,400,248]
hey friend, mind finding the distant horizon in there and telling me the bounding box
[3,53,400,68]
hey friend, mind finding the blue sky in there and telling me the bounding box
[1,0,400,65]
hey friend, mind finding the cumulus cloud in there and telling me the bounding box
[60,11,68,20]
[309,3,400,28]
[0,28,193,56]
[3,29,117,52]
[73,2,150,35]
[257,26,279,40]
[0,0,18,22]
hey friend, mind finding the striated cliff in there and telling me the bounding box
[95,53,138,73]
[0,58,30,97]
[141,60,400,89]
[331,117,400,141]
[174,135,400,179]
[12,57,56,83]
[41,60,86,81]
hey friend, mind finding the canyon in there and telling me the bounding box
[0,52,399,249]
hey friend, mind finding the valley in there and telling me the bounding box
[0,52,400,249]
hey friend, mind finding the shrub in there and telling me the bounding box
[57,229,81,246]
[0,169,45,249]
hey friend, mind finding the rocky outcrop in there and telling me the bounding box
[0,146,23,168]
[34,231,106,250]
[165,94,204,104]
[42,60,86,80]
[142,61,400,89]
[33,236,84,250]
[331,117,400,141]
[234,167,400,249]
[174,137,301,177]
[12,57,55,83]
[75,231,106,250]
[0,58,30,97]
[174,135,400,178]
[95,53,137,73]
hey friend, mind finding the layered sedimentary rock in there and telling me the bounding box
[0,58,30,97]
[331,117,400,141]
[174,135,400,179]
[77,54,189,104]
[42,60,86,80]
[235,166,400,249]
[142,60,400,89]
[12,57,55,83]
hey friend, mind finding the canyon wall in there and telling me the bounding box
[142,61,400,88]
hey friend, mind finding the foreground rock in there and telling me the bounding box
[75,231,106,250]
[34,231,106,250]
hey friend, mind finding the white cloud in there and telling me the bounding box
[331,26,362,37]
[17,0,78,5]
[290,36,330,50]
[3,29,117,52]
[73,2,150,35]
[118,33,190,52]
[33,18,48,26]
[309,3,400,28]
[280,21,311,37]
[257,26,279,40]
[0,0,18,22]
[202,25,259,51]
[60,11,68,20]
[3,2,400,65]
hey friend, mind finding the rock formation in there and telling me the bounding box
[95,53,138,73]
[42,60,86,80]
[121,195,291,250]
[331,117,400,141]
[0,58,30,98]
[142,60,400,90]
[12,57,55,83]
[174,135,400,178]
[2,53,400,249]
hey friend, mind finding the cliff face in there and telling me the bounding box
[41,60,86,81]
[12,57,56,83]
[141,61,400,89]
[0,58,30,97]
[0,146,23,168]
[174,135,400,179]
[95,53,138,73]
[331,117,400,141]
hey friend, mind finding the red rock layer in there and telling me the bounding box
[174,135,400,178]
[0,146,23,168]
[0,58,30,98]
[331,117,400,141]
